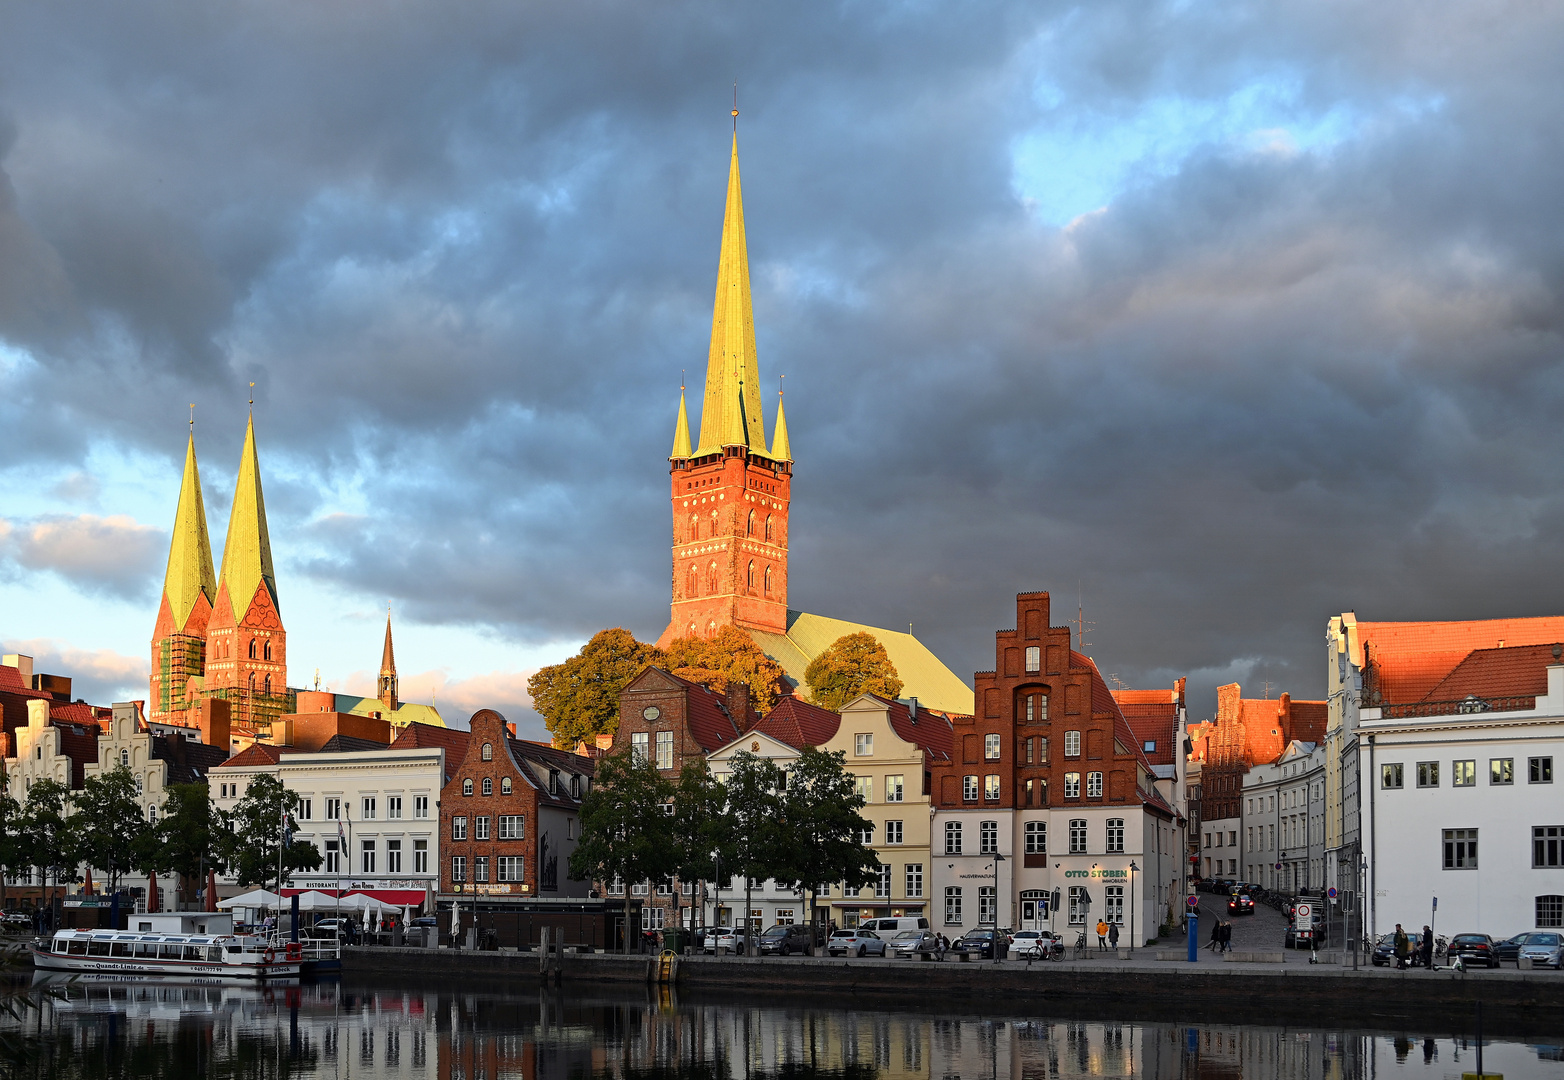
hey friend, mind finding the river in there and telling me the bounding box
[3,976,1561,1079]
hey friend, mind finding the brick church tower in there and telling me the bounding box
[149,428,218,723]
[658,128,792,647]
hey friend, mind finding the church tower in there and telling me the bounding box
[204,413,289,730]
[378,613,399,713]
[150,428,218,723]
[658,127,792,647]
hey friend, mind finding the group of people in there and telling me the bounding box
[1392,923,1436,969]
[1205,919,1237,952]
[1094,919,1121,951]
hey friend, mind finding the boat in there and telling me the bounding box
[33,928,304,980]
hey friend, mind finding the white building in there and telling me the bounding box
[1241,741,1326,894]
[1358,646,1564,937]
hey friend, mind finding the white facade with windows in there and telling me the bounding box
[1358,665,1564,938]
[1240,742,1326,894]
[1199,816,1240,881]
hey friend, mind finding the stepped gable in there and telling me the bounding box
[53,722,101,788]
[751,695,841,749]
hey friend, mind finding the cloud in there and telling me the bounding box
[0,637,147,706]
[0,513,164,600]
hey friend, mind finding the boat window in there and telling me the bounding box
[68,939,89,955]
[88,940,111,956]
[111,942,134,957]
[136,941,160,957]
[206,946,223,961]
[183,945,205,961]
[159,943,183,959]
[55,940,71,954]
[226,945,242,954]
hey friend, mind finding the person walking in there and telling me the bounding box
[1393,923,1409,970]
[1420,925,1434,969]
[1108,921,1120,952]
[1207,918,1221,951]
[1096,918,1109,952]
[1220,920,1232,953]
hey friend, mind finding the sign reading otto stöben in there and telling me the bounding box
[1062,868,1130,879]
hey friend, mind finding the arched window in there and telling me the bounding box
[747,510,756,536]
[709,509,718,534]
[707,621,717,637]
[688,566,699,598]
[687,622,697,638]
[248,639,257,659]
[690,514,699,541]
[765,514,774,541]
[263,675,272,694]
[147,804,158,823]
[263,640,272,661]
[463,779,473,796]
[482,778,493,796]
[764,566,773,594]
[501,777,512,795]
[247,673,255,691]
[707,562,718,594]
[120,748,129,767]
[747,561,755,591]
[482,742,493,761]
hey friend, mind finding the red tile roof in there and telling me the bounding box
[1419,643,1557,705]
[0,665,27,691]
[664,671,744,752]
[864,695,953,764]
[220,743,288,767]
[1117,702,1178,766]
[388,722,471,782]
[54,724,99,788]
[1357,616,1564,703]
[752,696,842,749]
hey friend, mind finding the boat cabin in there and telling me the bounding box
[129,912,234,935]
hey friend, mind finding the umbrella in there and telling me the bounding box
[217,888,283,910]
[450,905,460,939]
[362,904,371,934]
[402,904,412,928]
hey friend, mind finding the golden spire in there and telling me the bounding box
[771,380,791,463]
[217,412,279,613]
[380,608,397,677]
[670,381,693,459]
[694,129,770,458]
[160,427,218,633]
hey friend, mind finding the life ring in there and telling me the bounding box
[285,942,302,961]
[263,947,276,965]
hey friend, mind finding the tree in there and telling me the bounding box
[804,632,904,711]
[153,783,219,906]
[215,774,322,890]
[723,751,789,939]
[17,778,79,907]
[777,746,881,938]
[528,628,665,749]
[569,750,677,917]
[0,780,22,912]
[661,626,787,714]
[669,760,734,932]
[73,766,149,892]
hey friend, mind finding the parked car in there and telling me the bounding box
[755,924,813,956]
[311,918,353,938]
[860,916,929,935]
[1516,931,1564,969]
[887,929,940,958]
[826,929,887,957]
[1227,894,1255,916]
[1448,933,1499,968]
[1493,933,1530,964]
[1284,910,1327,948]
[1011,930,1061,958]
[1,911,31,928]
[703,926,748,954]
[410,916,439,929]
[1371,932,1425,967]
[953,928,1007,960]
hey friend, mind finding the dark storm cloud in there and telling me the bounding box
[3,0,1564,718]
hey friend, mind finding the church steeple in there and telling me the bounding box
[149,427,219,722]
[671,386,693,460]
[378,612,399,712]
[771,389,791,463]
[694,133,771,458]
[217,414,278,615]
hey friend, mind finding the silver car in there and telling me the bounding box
[1517,931,1564,969]
[887,929,938,958]
[826,929,887,957]
[703,926,748,955]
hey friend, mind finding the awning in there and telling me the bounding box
[217,888,282,909]
[346,889,428,907]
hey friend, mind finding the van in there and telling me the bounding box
[860,917,929,934]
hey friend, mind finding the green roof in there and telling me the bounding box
[335,695,447,728]
[746,610,974,716]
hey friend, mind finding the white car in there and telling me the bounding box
[703,926,748,954]
[826,929,887,957]
[1011,930,1061,958]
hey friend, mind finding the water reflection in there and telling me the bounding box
[3,976,1562,1080]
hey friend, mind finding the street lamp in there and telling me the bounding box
[711,848,722,941]
[991,852,1006,964]
[1128,861,1139,956]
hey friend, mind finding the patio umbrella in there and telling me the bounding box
[83,868,93,896]
[147,871,160,912]
[217,888,283,909]
[402,904,412,928]
[362,904,371,934]
[450,905,460,940]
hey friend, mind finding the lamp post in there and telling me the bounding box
[1128,861,1139,956]
[991,852,1006,964]
[711,848,722,940]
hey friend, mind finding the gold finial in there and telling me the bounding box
[248,382,255,409]
[681,368,686,393]
[779,373,784,400]
[189,404,195,431]
[732,83,738,131]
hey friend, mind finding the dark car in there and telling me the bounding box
[1449,933,1499,968]
[954,928,1007,960]
[410,916,439,929]
[1371,932,1424,967]
[755,924,813,956]
[1494,933,1529,964]
[1284,910,1327,949]
[1228,894,1255,916]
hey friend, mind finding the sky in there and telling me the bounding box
[4,1,1564,738]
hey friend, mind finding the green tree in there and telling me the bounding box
[777,746,881,936]
[17,778,79,906]
[0,781,22,912]
[569,750,677,922]
[152,783,219,907]
[73,766,149,892]
[804,632,904,711]
[669,760,736,932]
[723,751,790,939]
[528,628,665,749]
[662,626,787,714]
[215,774,322,890]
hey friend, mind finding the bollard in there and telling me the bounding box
[1187,914,1198,963]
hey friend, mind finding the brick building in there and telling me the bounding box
[438,709,596,904]
[613,667,757,777]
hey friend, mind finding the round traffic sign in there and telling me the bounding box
[1326,887,1338,900]
[1295,902,1312,920]
[1187,895,1199,910]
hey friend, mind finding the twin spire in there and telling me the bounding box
[161,434,218,634]
[672,130,791,463]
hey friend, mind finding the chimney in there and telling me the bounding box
[32,673,71,699]
[908,696,919,721]
[507,723,517,738]
[726,680,751,728]
[3,654,33,685]
[196,697,232,752]
[595,733,614,752]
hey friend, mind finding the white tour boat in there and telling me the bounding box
[32,911,302,980]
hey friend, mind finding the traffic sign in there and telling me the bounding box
[1295,902,1312,922]
[1326,887,1338,900]
[1187,895,1199,910]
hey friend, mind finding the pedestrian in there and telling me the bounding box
[1096,918,1109,951]
[1207,918,1220,951]
[1220,920,1232,953]
[1108,922,1120,951]
[1420,926,1434,970]
[1393,923,1409,970]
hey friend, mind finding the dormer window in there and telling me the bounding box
[549,770,560,795]
[570,775,582,799]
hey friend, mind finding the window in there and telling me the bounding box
[978,885,996,924]
[1024,738,1033,765]
[1025,646,1041,673]
[119,748,129,767]
[462,779,473,796]
[1382,763,1404,789]
[885,820,904,845]
[1106,818,1124,853]
[1417,762,1439,788]
[1068,885,1089,925]
[324,840,340,874]
[945,821,963,855]
[298,799,312,821]
[984,734,1001,760]
[476,777,488,796]
[498,856,523,882]
[451,857,466,883]
[906,864,924,898]
[746,560,755,591]
[1064,772,1081,799]
[856,776,874,803]
[1536,826,1564,868]
[264,674,272,694]
[1143,740,1156,754]
[1531,757,1554,784]
[499,815,524,840]
[855,733,873,756]
[413,795,428,819]
[570,775,581,799]
[1453,760,1476,787]
[980,820,998,854]
[264,640,272,661]
[963,775,978,801]
[1064,731,1081,757]
[631,732,649,763]
[747,510,756,536]
[474,857,489,883]
[1105,884,1124,925]
[1069,818,1087,854]
[765,515,774,541]
[764,566,773,594]
[1539,895,1564,929]
[1037,737,1049,763]
[475,816,490,841]
[1087,772,1103,798]
[944,887,963,925]
[985,774,1000,801]
[1443,828,1478,869]
[1491,758,1514,785]
[386,839,402,873]
[875,865,892,898]
[361,839,376,874]
[1024,694,1048,722]
[248,639,256,659]
[325,797,341,820]
[1025,821,1046,854]
[413,839,428,874]
[885,775,904,802]
[655,731,674,770]
[452,816,467,841]
[361,797,377,820]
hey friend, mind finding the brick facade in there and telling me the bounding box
[613,667,751,777]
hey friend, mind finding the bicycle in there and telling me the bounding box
[1073,931,1090,961]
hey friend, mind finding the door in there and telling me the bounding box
[1021,899,1038,930]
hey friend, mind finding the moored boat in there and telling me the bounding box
[33,929,303,980]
